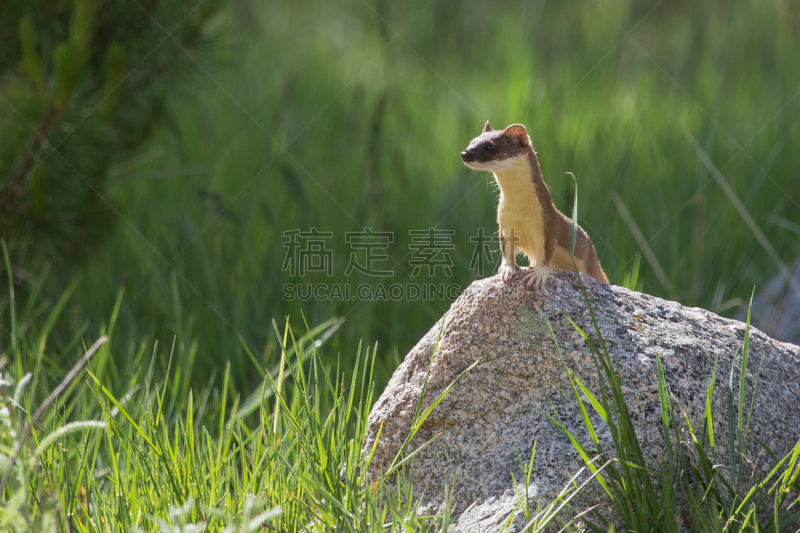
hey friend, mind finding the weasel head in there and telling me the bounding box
[461,122,531,172]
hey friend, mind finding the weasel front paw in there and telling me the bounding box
[498,263,520,283]
[524,266,552,290]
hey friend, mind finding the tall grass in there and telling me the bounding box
[0,271,440,530]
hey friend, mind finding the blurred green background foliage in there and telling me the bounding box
[2,0,799,391]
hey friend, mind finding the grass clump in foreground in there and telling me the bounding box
[0,299,444,530]
[546,273,800,533]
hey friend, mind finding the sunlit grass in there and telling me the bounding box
[0,274,444,531]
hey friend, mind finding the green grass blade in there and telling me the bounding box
[566,172,578,257]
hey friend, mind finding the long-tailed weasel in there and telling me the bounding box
[462,121,608,288]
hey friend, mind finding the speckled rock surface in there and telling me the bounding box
[364,271,800,532]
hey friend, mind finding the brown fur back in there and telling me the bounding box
[528,150,608,283]
[555,212,608,282]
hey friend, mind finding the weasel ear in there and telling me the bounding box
[503,124,529,147]
[482,120,492,133]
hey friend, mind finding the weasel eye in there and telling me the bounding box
[486,144,496,152]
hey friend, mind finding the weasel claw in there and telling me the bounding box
[499,263,519,283]
[524,267,551,290]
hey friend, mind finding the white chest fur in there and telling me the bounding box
[492,156,545,263]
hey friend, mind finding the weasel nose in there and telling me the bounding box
[461,151,472,162]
